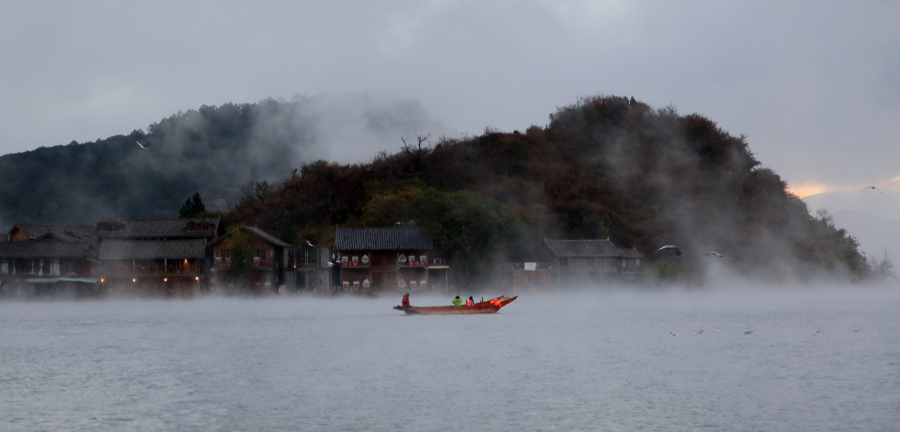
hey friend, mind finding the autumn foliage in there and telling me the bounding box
[227,95,869,284]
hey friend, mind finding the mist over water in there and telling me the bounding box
[2,285,899,431]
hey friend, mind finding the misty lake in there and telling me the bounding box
[2,286,899,431]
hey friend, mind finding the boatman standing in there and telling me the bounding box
[466,296,475,306]
[401,293,410,308]
[452,296,462,306]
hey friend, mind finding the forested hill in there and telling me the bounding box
[227,96,869,283]
[0,94,447,227]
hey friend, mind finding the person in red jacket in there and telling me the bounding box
[465,296,474,306]
[401,293,410,308]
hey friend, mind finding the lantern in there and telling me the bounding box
[342,281,350,290]
[420,255,426,265]
[399,254,406,265]
[361,254,369,265]
[352,256,359,266]
[419,280,427,290]
[410,280,417,289]
[408,255,415,265]
[362,278,370,290]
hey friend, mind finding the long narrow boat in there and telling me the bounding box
[393,296,517,315]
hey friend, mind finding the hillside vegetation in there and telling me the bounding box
[0,95,445,227]
[226,96,869,284]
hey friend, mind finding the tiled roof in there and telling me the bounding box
[13,224,94,241]
[207,226,291,248]
[0,241,94,258]
[543,239,623,257]
[335,226,433,251]
[618,247,644,258]
[34,231,84,243]
[94,218,219,239]
[98,239,208,259]
[242,226,292,247]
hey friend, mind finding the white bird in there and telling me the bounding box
[656,245,682,256]
[306,240,314,247]
[136,141,149,150]
[705,251,724,257]
[862,186,883,194]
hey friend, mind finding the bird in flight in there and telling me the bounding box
[862,186,882,194]
[656,245,681,256]
[705,251,724,257]
[136,141,150,150]
[306,240,314,247]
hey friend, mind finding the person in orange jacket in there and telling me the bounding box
[465,296,474,306]
[401,293,410,308]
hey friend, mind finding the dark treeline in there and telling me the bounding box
[0,94,445,227]
[227,95,868,284]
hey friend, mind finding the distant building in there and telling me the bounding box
[333,226,448,292]
[93,218,219,296]
[493,261,553,291]
[208,225,293,293]
[543,239,644,287]
[7,224,93,242]
[0,224,99,297]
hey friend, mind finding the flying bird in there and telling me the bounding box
[306,240,314,247]
[705,252,724,257]
[743,330,754,335]
[136,141,150,150]
[656,245,682,256]
[862,186,883,194]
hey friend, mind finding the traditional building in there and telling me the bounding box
[7,224,93,242]
[494,262,553,291]
[543,239,644,287]
[334,226,447,292]
[0,224,99,297]
[208,225,293,292]
[94,218,219,296]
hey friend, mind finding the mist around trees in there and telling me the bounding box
[0,93,871,284]
[225,95,870,285]
[0,94,448,227]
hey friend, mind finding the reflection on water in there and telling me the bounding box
[1,287,899,431]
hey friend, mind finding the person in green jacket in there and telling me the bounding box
[451,295,462,306]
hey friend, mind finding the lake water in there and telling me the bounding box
[2,286,899,431]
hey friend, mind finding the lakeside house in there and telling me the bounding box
[208,225,292,293]
[333,226,449,292]
[2,219,455,297]
[0,224,99,296]
[543,239,644,287]
[93,218,219,296]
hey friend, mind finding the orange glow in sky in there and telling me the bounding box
[788,174,900,198]
[787,182,833,198]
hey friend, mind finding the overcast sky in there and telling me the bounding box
[2,1,897,197]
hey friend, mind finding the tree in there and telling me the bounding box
[226,226,253,285]
[179,192,206,218]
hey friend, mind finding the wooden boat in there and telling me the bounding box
[393,296,517,315]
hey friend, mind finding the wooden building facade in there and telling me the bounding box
[543,239,644,287]
[208,225,293,293]
[94,218,219,296]
[0,224,99,297]
[334,226,446,292]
